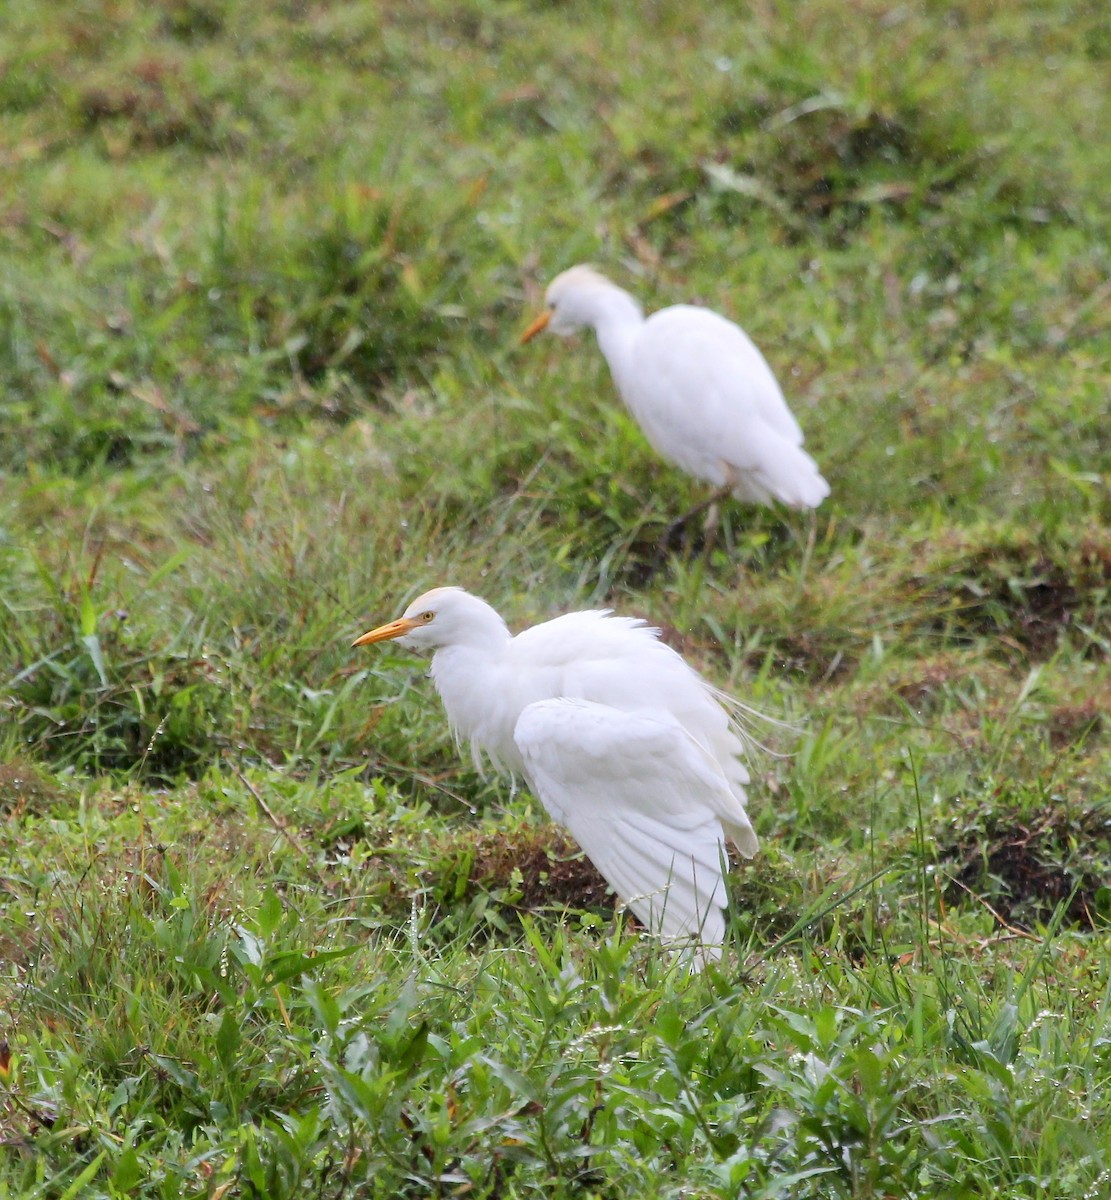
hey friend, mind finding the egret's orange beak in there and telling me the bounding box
[520,310,551,343]
[352,616,418,647]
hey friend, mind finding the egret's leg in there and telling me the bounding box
[657,486,733,559]
[702,500,723,558]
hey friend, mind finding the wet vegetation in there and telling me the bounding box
[1,0,1109,1195]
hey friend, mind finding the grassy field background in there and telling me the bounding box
[1,0,1110,1195]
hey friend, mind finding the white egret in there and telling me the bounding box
[522,265,829,536]
[352,586,760,958]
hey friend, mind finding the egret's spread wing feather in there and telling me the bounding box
[511,610,751,787]
[514,698,738,946]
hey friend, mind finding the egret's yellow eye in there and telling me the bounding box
[421,611,435,622]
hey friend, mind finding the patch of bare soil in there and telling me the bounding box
[1047,699,1104,751]
[941,802,1111,928]
[923,529,1111,660]
[471,828,614,912]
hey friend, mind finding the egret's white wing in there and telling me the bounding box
[514,698,743,949]
[443,605,760,816]
[639,306,802,442]
[629,306,829,509]
[510,610,753,801]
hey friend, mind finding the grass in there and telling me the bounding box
[1,0,1110,1194]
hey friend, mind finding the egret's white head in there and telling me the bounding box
[352,586,510,653]
[520,265,642,341]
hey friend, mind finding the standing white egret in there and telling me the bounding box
[352,586,760,958]
[521,265,829,534]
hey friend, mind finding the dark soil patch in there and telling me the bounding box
[329,820,620,923]
[470,827,614,912]
[921,529,1111,659]
[770,631,857,684]
[939,800,1111,929]
[77,59,230,152]
[1047,699,1104,751]
[852,654,1015,719]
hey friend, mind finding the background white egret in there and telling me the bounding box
[353,586,761,958]
[522,265,830,538]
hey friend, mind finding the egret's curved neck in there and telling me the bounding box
[588,288,644,393]
[429,633,513,761]
[426,604,511,697]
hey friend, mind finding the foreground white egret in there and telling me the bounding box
[522,265,829,524]
[353,586,760,957]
